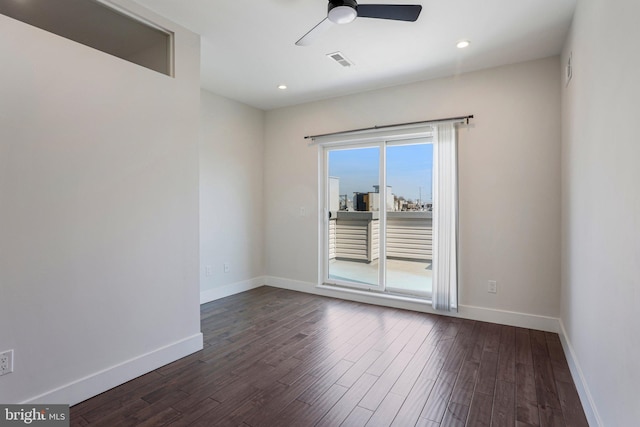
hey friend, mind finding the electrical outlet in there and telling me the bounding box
[0,349,14,376]
[205,265,213,277]
[223,263,230,273]
[488,280,497,294]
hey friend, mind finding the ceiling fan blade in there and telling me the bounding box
[357,4,422,22]
[296,18,334,46]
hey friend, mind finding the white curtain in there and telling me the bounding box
[432,123,458,311]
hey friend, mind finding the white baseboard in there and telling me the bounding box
[200,276,265,304]
[558,319,602,427]
[22,333,203,406]
[265,276,560,333]
[458,304,560,333]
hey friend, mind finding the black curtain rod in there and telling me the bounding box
[304,114,474,140]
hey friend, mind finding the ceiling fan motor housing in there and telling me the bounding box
[328,0,358,24]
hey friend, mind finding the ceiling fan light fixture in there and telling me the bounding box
[328,1,358,24]
[296,0,421,46]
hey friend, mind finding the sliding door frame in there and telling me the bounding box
[319,135,433,296]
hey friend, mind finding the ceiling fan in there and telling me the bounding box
[296,0,422,46]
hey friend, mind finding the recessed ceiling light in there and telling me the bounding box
[456,40,471,49]
[277,84,287,90]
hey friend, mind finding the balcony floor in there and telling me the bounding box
[328,258,432,298]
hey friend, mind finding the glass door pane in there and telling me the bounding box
[327,146,381,289]
[384,143,433,297]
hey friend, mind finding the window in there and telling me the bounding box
[0,0,173,76]
[317,122,459,310]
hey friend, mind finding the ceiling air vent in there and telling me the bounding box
[326,51,354,67]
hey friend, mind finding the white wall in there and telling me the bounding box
[560,0,640,425]
[0,1,202,404]
[200,90,265,301]
[264,57,562,322]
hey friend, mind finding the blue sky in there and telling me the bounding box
[329,143,433,202]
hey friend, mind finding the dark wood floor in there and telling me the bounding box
[71,287,588,426]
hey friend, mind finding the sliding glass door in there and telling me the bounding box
[384,142,433,298]
[327,145,381,290]
[324,139,433,298]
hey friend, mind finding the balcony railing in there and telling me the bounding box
[329,211,432,263]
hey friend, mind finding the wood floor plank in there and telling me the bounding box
[219,385,289,427]
[388,341,437,398]
[359,350,413,411]
[278,307,382,386]
[476,349,499,396]
[516,328,534,366]
[516,362,541,426]
[316,372,378,427]
[449,360,479,406]
[484,323,503,354]
[467,392,494,427]
[364,317,422,376]
[123,399,183,427]
[278,383,348,426]
[550,359,574,385]
[365,392,405,427]
[81,399,149,426]
[71,371,165,419]
[166,398,220,427]
[415,418,441,427]
[185,389,263,427]
[443,320,476,369]
[545,334,573,385]
[297,358,353,404]
[419,370,457,422]
[389,359,441,427]
[344,310,400,362]
[440,401,469,427]
[69,415,90,427]
[467,322,490,364]
[342,406,374,427]
[545,333,565,361]
[497,325,517,382]
[336,349,383,388]
[538,406,566,427]
[555,381,589,427]
[402,315,438,354]
[493,380,516,427]
[530,330,550,358]
[80,376,178,424]
[69,288,587,427]
[533,352,562,412]
[242,374,319,427]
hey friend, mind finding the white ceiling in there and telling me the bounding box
[131,0,577,110]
